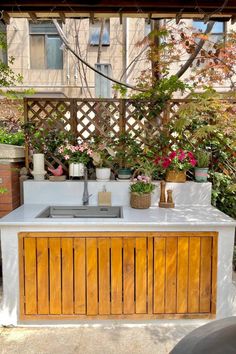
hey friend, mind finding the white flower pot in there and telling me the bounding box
[69,163,85,177]
[96,168,111,181]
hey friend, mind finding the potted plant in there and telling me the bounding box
[90,141,115,181]
[58,141,93,177]
[113,133,142,180]
[154,149,197,182]
[130,175,156,209]
[194,150,210,182]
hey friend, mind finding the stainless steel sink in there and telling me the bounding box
[36,206,123,219]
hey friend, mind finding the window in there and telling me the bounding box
[193,21,225,42]
[29,21,63,69]
[89,19,110,46]
[0,22,7,65]
[95,64,112,98]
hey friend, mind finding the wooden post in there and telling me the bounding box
[70,98,78,143]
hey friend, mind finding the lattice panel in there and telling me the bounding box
[76,100,121,140]
[24,98,184,171]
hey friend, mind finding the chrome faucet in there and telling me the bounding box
[82,166,90,205]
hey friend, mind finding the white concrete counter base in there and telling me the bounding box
[0,181,235,326]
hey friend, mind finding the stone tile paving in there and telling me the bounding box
[0,323,202,354]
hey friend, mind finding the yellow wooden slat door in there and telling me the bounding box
[200,237,212,313]
[188,237,201,313]
[49,238,62,315]
[86,238,98,315]
[111,238,123,314]
[177,237,189,313]
[98,238,110,315]
[36,238,49,314]
[74,238,86,314]
[24,237,37,314]
[61,238,74,314]
[135,238,147,314]
[153,237,166,313]
[123,238,135,314]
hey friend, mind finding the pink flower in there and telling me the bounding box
[162,157,171,169]
[87,149,93,156]
[169,151,177,160]
[190,158,197,167]
[64,154,70,160]
[187,151,194,159]
[178,150,186,161]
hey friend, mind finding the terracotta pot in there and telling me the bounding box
[165,170,186,183]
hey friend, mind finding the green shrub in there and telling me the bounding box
[0,128,24,146]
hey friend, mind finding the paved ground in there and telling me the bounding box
[0,323,200,354]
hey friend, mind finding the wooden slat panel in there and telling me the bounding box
[111,238,122,314]
[211,235,218,314]
[61,238,74,314]
[165,237,177,313]
[49,238,61,314]
[74,238,86,314]
[98,238,110,315]
[123,238,135,314]
[188,237,201,313]
[136,238,147,314]
[24,237,37,314]
[148,237,153,314]
[177,237,189,313]
[153,238,165,313]
[86,238,98,315]
[200,237,212,313]
[37,238,49,314]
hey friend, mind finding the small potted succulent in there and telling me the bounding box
[130,175,156,209]
[194,150,210,182]
[58,141,93,177]
[154,149,197,182]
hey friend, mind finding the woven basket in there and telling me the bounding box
[165,170,186,183]
[130,192,151,209]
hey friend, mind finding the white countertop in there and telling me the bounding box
[0,204,235,227]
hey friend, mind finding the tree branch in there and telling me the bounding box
[53,19,146,92]
[176,21,215,78]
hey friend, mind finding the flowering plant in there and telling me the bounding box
[58,141,93,165]
[154,149,197,171]
[90,141,115,168]
[130,175,156,195]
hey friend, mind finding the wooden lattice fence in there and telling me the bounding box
[23,97,183,170]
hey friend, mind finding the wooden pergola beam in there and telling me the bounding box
[2,11,10,25]
[59,12,66,24]
[29,12,37,22]
[1,1,236,15]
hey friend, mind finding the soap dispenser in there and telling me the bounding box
[98,185,112,206]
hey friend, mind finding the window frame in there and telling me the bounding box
[29,20,63,70]
[89,19,110,46]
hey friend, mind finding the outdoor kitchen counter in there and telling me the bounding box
[0,203,235,228]
[0,181,236,325]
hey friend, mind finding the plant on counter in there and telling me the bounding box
[113,133,142,169]
[58,141,93,165]
[130,175,156,209]
[194,150,210,182]
[130,175,155,194]
[195,150,210,168]
[154,149,197,182]
[90,140,115,168]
